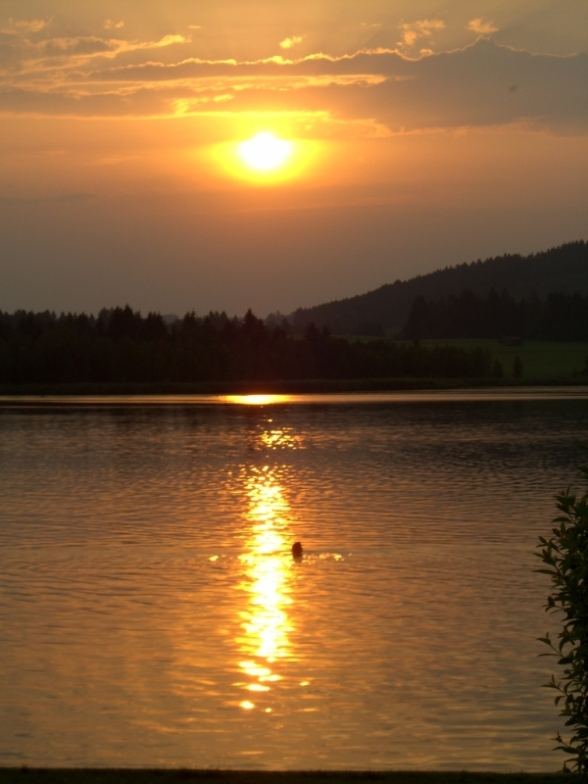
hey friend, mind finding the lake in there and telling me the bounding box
[1,390,588,771]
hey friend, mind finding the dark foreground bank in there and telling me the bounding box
[0,771,574,784]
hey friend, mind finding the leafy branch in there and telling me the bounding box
[537,467,588,776]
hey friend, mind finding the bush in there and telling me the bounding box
[537,468,588,775]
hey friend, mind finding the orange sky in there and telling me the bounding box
[1,1,587,316]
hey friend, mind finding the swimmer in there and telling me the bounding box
[291,541,303,560]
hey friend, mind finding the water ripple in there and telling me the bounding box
[1,398,585,770]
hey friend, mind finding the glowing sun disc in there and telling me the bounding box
[238,132,294,173]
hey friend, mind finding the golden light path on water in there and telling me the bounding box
[223,394,292,406]
[233,420,306,714]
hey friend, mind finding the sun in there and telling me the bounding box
[237,132,294,173]
[209,127,318,185]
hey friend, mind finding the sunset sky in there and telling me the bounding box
[2,0,587,317]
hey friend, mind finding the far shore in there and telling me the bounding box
[1,376,587,398]
[0,770,574,784]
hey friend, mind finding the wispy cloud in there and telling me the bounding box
[0,29,189,79]
[280,35,303,51]
[468,18,499,36]
[104,19,125,31]
[398,18,445,50]
[0,17,49,35]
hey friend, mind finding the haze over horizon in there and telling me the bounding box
[2,0,587,317]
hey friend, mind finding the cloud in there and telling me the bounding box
[40,36,118,57]
[399,18,445,50]
[468,18,499,36]
[82,49,410,82]
[0,29,189,78]
[280,35,303,51]
[0,18,49,35]
[104,19,125,31]
[0,36,586,135]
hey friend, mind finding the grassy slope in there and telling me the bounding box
[386,340,588,383]
[0,772,573,784]
[459,341,585,382]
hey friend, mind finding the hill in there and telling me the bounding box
[289,241,588,335]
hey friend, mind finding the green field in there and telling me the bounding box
[342,337,588,384]
[415,340,588,383]
[0,772,574,784]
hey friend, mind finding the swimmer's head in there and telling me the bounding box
[292,541,303,559]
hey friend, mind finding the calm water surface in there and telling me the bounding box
[2,391,588,771]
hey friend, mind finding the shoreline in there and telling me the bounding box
[0,376,586,398]
[0,770,572,784]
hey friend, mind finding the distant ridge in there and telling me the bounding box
[290,241,588,335]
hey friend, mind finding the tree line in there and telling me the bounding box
[402,289,588,340]
[0,306,494,385]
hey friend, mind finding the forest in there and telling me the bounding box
[291,241,588,335]
[0,307,493,385]
[402,290,588,340]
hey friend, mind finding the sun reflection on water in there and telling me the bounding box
[232,420,304,712]
[235,464,294,711]
[260,427,303,450]
[223,394,291,406]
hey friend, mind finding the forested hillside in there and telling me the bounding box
[403,290,588,340]
[290,241,588,335]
